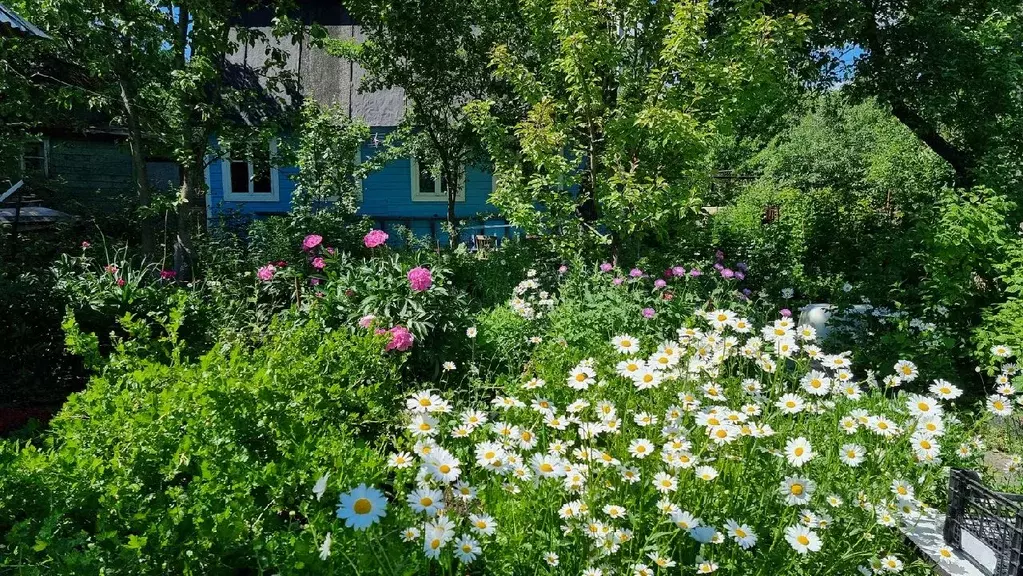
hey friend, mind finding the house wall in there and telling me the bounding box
[47,137,179,211]
[207,131,504,244]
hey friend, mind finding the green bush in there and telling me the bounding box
[0,320,404,574]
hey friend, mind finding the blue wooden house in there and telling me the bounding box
[208,3,509,245]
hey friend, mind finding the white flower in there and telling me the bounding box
[987,394,1014,416]
[466,326,477,338]
[776,393,806,414]
[696,557,719,573]
[695,465,719,481]
[423,516,455,558]
[543,552,559,566]
[407,391,445,413]
[653,472,677,493]
[312,472,330,501]
[612,334,640,354]
[785,525,821,554]
[785,437,814,467]
[628,438,655,459]
[454,534,481,563]
[991,344,1013,358]
[894,360,918,382]
[891,479,916,500]
[879,554,904,572]
[568,365,596,390]
[725,519,758,549]
[407,487,445,516]
[468,513,497,536]
[780,476,815,505]
[840,443,866,467]
[318,532,332,560]
[929,379,963,400]
[906,394,942,418]
[336,484,388,530]
[401,526,421,542]
[442,361,456,371]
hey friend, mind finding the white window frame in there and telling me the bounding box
[410,156,465,202]
[221,140,280,202]
[20,138,49,178]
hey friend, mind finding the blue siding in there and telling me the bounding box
[208,128,499,222]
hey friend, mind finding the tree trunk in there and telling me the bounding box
[444,162,459,248]
[173,151,205,281]
[119,78,154,255]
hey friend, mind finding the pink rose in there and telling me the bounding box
[257,264,277,281]
[302,234,323,251]
[407,267,433,292]
[385,325,414,352]
[364,229,389,248]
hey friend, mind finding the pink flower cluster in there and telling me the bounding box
[384,325,414,352]
[302,234,323,251]
[407,267,433,292]
[364,229,389,248]
[257,264,277,281]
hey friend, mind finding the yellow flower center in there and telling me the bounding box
[430,539,441,550]
[797,535,810,546]
[420,497,433,507]
[353,498,373,515]
[791,484,804,495]
[439,465,451,474]
[794,447,804,457]
[575,373,586,382]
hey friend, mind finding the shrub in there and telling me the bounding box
[0,320,404,574]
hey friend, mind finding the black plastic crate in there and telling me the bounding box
[944,469,1023,576]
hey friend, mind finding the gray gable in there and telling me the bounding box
[228,24,406,127]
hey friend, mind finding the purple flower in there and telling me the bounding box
[407,267,433,291]
[721,268,734,279]
[690,268,702,277]
[613,277,624,286]
[257,264,276,282]
[713,263,724,272]
[600,262,613,272]
[311,257,326,270]
[715,250,725,261]
[642,307,656,319]
[302,234,323,251]
[672,266,686,277]
[654,279,667,289]
[736,262,748,272]
[780,308,792,318]
[742,288,752,297]
[629,268,643,278]
[734,271,745,281]
[309,277,321,286]
[364,229,389,248]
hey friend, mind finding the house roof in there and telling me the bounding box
[0,3,51,39]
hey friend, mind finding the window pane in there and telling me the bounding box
[417,160,436,195]
[251,146,272,193]
[230,160,249,193]
[23,142,45,174]
[252,164,271,193]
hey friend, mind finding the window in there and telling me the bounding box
[21,139,49,177]
[221,141,279,202]
[411,155,465,202]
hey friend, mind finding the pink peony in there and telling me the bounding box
[672,266,686,277]
[407,267,433,291]
[257,264,277,281]
[654,279,667,289]
[364,229,389,248]
[311,257,326,270]
[302,234,323,251]
[358,314,377,328]
[600,262,613,272]
[642,307,656,318]
[385,325,415,352]
[104,264,118,275]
